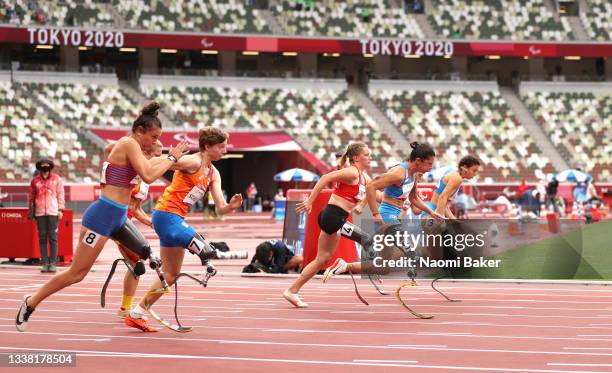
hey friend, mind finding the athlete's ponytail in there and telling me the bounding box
[339,142,367,168]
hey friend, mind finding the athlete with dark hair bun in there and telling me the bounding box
[16,102,189,332]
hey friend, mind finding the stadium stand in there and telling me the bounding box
[428,0,574,40]
[272,0,423,38]
[140,77,401,173]
[23,82,141,129]
[370,81,555,182]
[580,0,611,42]
[521,87,611,182]
[114,0,270,33]
[0,81,102,183]
[7,0,115,27]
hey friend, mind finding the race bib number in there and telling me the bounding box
[401,181,415,198]
[356,184,366,201]
[341,222,354,237]
[99,162,109,184]
[82,230,101,248]
[183,185,206,205]
[129,174,141,185]
[133,182,150,200]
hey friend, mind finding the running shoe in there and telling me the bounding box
[322,258,347,283]
[16,295,34,332]
[282,290,308,308]
[124,314,157,332]
[118,308,147,320]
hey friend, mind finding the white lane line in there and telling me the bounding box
[235,303,277,307]
[564,348,612,350]
[354,359,418,363]
[388,345,447,348]
[417,332,473,336]
[578,335,612,337]
[2,328,612,358]
[548,363,612,367]
[58,338,111,342]
[0,346,606,373]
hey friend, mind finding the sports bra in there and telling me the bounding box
[332,166,366,204]
[100,162,139,189]
[383,162,415,201]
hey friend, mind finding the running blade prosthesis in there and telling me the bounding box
[144,263,217,333]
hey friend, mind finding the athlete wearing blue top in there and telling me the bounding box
[367,142,443,226]
[322,142,444,280]
[420,155,480,219]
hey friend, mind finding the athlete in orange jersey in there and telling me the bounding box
[125,127,243,332]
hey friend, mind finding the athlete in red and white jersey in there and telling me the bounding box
[283,142,372,308]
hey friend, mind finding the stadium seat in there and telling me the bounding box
[115,0,271,33]
[521,91,611,182]
[428,0,574,40]
[370,87,554,182]
[0,82,103,182]
[580,0,611,42]
[141,83,402,173]
[272,0,423,38]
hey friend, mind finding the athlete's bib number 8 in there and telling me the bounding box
[82,230,101,247]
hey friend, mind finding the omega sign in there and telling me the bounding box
[360,39,454,57]
[28,27,125,48]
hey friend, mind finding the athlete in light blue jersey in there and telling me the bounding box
[420,155,481,219]
[322,142,443,280]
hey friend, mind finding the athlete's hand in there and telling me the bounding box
[431,211,446,220]
[168,140,190,160]
[228,194,243,210]
[296,199,313,215]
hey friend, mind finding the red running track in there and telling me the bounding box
[1,266,612,373]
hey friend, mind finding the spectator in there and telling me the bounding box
[573,182,589,204]
[361,8,371,23]
[243,240,303,274]
[517,178,529,199]
[586,181,601,204]
[413,0,423,13]
[0,187,7,207]
[520,189,541,217]
[274,188,284,201]
[28,158,65,273]
[246,182,257,212]
[546,177,559,212]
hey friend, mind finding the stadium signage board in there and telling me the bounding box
[1,26,610,57]
[359,39,454,56]
[27,27,124,48]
